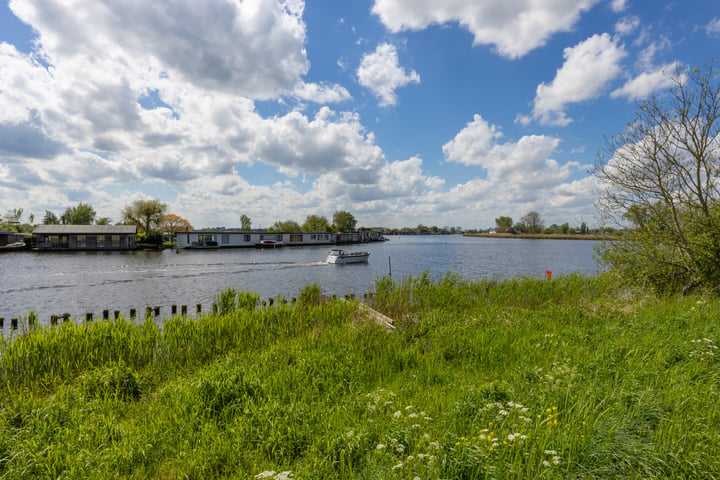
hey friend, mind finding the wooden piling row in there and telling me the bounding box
[1,292,366,331]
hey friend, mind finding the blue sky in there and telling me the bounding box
[0,0,718,229]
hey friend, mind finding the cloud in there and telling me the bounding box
[611,62,678,101]
[357,43,420,106]
[610,0,627,13]
[615,16,639,36]
[706,18,720,37]
[371,0,601,59]
[522,33,626,126]
[443,115,578,204]
[9,0,312,99]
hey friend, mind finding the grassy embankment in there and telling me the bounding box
[0,274,719,479]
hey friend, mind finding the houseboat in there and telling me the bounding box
[33,225,137,251]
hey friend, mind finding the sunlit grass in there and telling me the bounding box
[1,274,719,478]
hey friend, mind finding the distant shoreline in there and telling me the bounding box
[464,233,616,241]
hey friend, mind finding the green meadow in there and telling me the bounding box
[1,273,719,479]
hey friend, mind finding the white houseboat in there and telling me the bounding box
[176,231,337,249]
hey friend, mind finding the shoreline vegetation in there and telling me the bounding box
[1,273,719,478]
[464,232,617,241]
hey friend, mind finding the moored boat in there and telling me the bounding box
[326,249,370,264]
[255,239,284,248]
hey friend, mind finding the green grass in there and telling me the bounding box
[1,273,719,478]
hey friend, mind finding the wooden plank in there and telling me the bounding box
[358,303,395,331]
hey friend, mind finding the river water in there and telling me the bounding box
[1,235,602,328]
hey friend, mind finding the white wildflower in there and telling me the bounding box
[552,456,561,465]
[393,411,402,418]
[544,450,557,455]
[392,462,404,470]
[376,444,385,450]
[274,472,293,480]
[542,460,551,467]
[255,472,275,479]
[409,412,418,418]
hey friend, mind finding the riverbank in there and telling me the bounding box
[465,232,617,240]
[1,273,716,478]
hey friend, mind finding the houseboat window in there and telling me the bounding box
[260,234,266,240]
[324,234,329,240]
[222,234,229,244]
[244,234,251,242]
[97,235,105,247]
[49,235,59,244]
[276,235,283,242]
[311,234,316,240]
[289,234,302,243]
[77,235,86,248]
[112,235,120,247]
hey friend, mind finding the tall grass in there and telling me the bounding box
[1,274,719,479]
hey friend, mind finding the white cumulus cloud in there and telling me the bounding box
[611,62,679,101]
[371,0,601,58]
[357,43,420,106]
[523,33,626,126]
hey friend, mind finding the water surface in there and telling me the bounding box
[1,235,601,326]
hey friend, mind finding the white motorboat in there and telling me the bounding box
[326,249,370,264]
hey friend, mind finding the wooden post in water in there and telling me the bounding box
[196,304,202,313]
[114,310,120,319]
[63,313,70,323]
[153,306,160,317]
[130,309,136,319]
[181,305,187,316]
[388,256,392,277]
[171,305,177,315]
[11,318,18,330]
[146,307,152,318]
[51,315,58,325]
[269,298,274,307]
[103,309,109,320]
[213,303,218,314]
[85,313,93,322]
[0,317,4,328]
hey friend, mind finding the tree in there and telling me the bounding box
[240,214,252,231]
[302,214,331,232]
[159,214,192,237]
[61,202,96,225]
[333,210,357,232]
[520,211,544,233]
[121,198,167,236]
[495,216,513,229]
[270,220,301,232]
[43,210,59,224]
[96,217,112,225]
[594,62,720,293]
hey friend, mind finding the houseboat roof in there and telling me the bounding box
[33,225,137,235]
